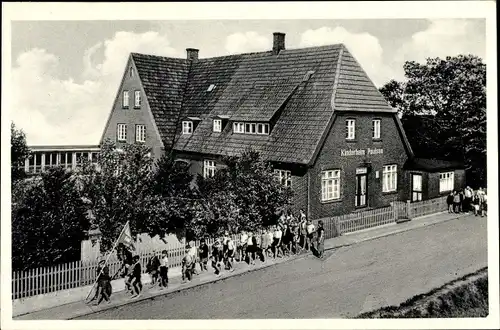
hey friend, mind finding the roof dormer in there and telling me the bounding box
[213,115,230,133]
[182,117,201,135]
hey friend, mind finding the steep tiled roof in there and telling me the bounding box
[131,44,398,164]
[131,53,189,148]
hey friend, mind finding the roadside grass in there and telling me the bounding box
[357,267,488,318]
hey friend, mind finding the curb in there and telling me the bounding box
[18,211,470,320]
[67,253,309,320]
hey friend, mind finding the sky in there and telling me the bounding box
[9,18,486,146]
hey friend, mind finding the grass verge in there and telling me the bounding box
[357,267,488,318]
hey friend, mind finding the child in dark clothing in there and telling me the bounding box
[447,192,454,213]
[198,239,209,272]
[130,255,142,299]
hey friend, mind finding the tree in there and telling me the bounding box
[79,139,158,252]
[379,55,486,186]
[194,149,294,237]
[11,122,30,182]
[12,167,89,270]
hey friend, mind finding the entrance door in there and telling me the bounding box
[355,168,368,207]
[411,174,423,202]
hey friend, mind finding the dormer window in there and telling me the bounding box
[213,119,222,132]
[207,84,216,92]
[233,122,269,135]
[303,70,315,82]
[182,121,193,134]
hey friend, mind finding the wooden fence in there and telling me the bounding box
[12,196,449,300]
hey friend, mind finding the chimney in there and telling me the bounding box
[272,32,285,55]
[186,48,199,61]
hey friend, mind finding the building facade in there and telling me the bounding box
[100,32,465,219]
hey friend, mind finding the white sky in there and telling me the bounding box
[6,7,487,146]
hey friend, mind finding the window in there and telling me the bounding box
[203,160,216,178]
[117,124,127,141]
[233,122,245,134]
[207,84,216,92]
[134,91,141,108]
[135,124,146,142]
[346,119,356,140]
[213,119,222,132]
[321,170,341,201]
[382,165,398,192]
[439,172,454,193]
[412,174,423,202]
[233,122,270,135]
[182,121,193,134]
[372,119,381,139]
[130,67,134,77]
[274,169,292,187]
[123,91,129,108]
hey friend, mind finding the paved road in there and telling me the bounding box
[78,215,487,319]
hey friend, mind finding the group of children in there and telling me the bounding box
[89,209,327,305]
[447,187,487,217]
[178,209,326,283]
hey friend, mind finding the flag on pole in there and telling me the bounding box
[117,221,135,251]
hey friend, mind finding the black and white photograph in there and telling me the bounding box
[1,1,498,329]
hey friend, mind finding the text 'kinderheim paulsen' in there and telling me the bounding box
[340,148,384,157]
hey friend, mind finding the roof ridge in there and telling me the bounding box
[130,43,345,62]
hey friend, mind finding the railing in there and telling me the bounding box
[12,196,450,300]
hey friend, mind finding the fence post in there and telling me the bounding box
[407,200,413,220]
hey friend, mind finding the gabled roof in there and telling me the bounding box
[129,43,401,164]
[131,53,189,148]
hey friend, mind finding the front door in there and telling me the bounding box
[355,168,367,207]
[411,174,423,202]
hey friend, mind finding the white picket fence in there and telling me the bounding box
[12,196,449,300]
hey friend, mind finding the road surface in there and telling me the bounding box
[77,214,487,319]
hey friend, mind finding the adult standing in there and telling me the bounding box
[464,186,473,213]
[453,191,461,213]
[299,210,307,251]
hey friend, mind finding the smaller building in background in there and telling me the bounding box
[403,158,466,202]
[24,145,100,175]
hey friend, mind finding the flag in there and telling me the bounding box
[117,221,135,251]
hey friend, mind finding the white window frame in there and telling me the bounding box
[213,119,222,132]
[274,169,292,187]
[321,170,341,202]
[372,119,381,139]
[203,160,216,178]
[182,121,193,135]
[134,90,141,108]
[382,165,398,192]
[135,124,146,143]
[117,124,127,142]
[346,119,356,140]
[439,172,454,193]
[233,122,245,134]
[123,91,129,108]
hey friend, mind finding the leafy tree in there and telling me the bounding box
[11,122,30,182]
[12,167,89,270]
[379,55,486,186]
[78,139,158,252]
[194,149,294,237]
[148,153,196,240]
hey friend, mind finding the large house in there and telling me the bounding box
[100,32,465,219]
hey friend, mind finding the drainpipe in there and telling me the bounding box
[307,168,311,219]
